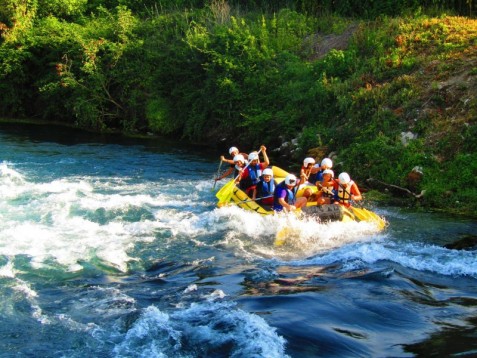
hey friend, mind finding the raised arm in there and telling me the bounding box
[221,155,235,165]
[260,145,269,166]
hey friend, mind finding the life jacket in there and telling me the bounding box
[321,182,335,199]
[273,182,296,210]
[248,164,262,185]
[240,163,262,190]
[308,172,318,184]
[337,180,355,205]
[256,179,275,198]
[315,170,324,182]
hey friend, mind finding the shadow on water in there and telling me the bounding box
[0,121,219,160]
[236,258,477,357]
[444,234,477,251]
[403,315,477,356]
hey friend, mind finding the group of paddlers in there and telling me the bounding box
[215,145,363,212]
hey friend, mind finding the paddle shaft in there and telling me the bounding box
[212,159,223,190]
[239,195,272,203]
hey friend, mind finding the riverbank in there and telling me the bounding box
[1,5,476,217]
[2,118,476,219]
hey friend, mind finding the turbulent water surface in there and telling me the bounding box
[1,123,476,357]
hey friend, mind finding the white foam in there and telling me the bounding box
[0,163,213,272]
[209,205,383,259]
[3,160,474,280]
[364,242,477,277]
[0,261,15,278]
[207,204,477,279]
[0,162,27,198]
[0,162,25,183]
[204,289,226,300]
[7,277,52,325]
[113,301,289,358]
[292,240,477,278]
[183,284,198,293]
[0,161,232,274]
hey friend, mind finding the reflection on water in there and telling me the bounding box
[404,315,477,356]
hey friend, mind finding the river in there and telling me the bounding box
[0,123,476,357]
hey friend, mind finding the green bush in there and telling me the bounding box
[423,153,477,212]
[37,0,87,19]
[340,134,432,190]
[145,98,173,134]
[0,48,32,116]
[1,1,476,215]
[313,49,357,79]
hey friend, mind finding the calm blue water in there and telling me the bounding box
[1,124,476,357]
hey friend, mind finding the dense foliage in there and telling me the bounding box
[1,0,476,215]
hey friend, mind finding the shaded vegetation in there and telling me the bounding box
[0,0,476,215]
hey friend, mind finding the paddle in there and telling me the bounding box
[338,182,386,228]
[341,206,357,222]
[341,183,386,228]
[274,211,303,246]
[274,229,288,246]
[215,148,261,207]
[351,206,386,229]
[212,159,223,191]
[238,195,273,204]
[337,182,369,221]
[216,178,236,207]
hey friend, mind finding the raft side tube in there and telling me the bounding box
[272,166,289,178]
[231,187,273,215]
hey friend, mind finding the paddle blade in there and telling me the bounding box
[274,229,288,246]
[350,207,386,230]
[216,179,235,207]
[363,208,387,230]
[349,207,369,221]
[341,207,356,222]
[274,211,303,246]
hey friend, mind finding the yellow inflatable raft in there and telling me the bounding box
[215,166,386,241]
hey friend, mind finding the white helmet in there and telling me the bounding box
[285,174,297,186]
[339,172,351,184]
[321,158,333,168]
[262,168,273,176]
[229,146,239,155]
[303,157,315,167]
[323,169,334,177]
[233,154,245,163]
[248,152,259,161]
